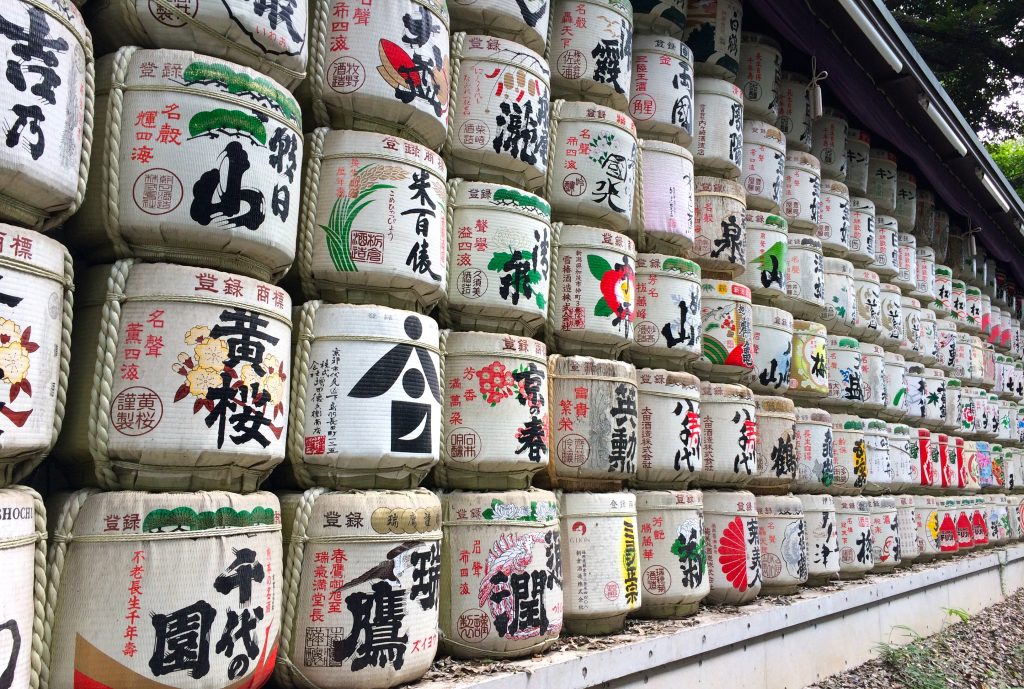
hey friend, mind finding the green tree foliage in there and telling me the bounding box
[986,138,1024,198]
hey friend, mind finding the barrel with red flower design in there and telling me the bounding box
[702,490,761,605]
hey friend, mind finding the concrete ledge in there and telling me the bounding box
[420,544,1024,689]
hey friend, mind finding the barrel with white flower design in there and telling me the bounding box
[549,356,637,490]
[883,352,908,421]
[792,407,835,493]
[633,370,702,488]
[912,245,937,304]
[829,415,867,495]
[0,486,44,689]
[789,320,828,400]
[866,149,897,214]
[755,495,807,594]
[550,0,632,109]
[845,128,871,197]
[739,33,782,123]
[777,72,811,153]
[817,179,851,258]
[56,261,290,491]
[836,496,873,577]
[868,496,901,572]
[749,396,796,494]
[847,197,876,267]
[781,151,822,234]
[694,280,754,382]
[896,233,919,293]
[635,490,710,617]
[631,255,702,368]
[549,101,638,231]
[746,306,793,395]
[69,48,300,282]
[449,0,551,53]
[702,490,761,605]
[298,129,447,311]
[632,140,696,253]
[914,187,936,247]
[629,35,694,145]
[914,495,939,560]
[696,382,757,487]
[879,283,904,353]
[860,343,887,411]
[886,422,915,492]
[895,171,917,231]
[811,108,848,182]
[932,264,953,317]
[437,332,548,489]
[798,494,840,584]
[689,79,743,178]
[893,494,920,565]
[821,258,857,336]
[899,296,922,361]
[558,491,640,634]
[444,180,551,336]
[863,418,892,493]
[439,488,561,658]
[48,489,282,689]
[741,121,786,213]
[854,268,882,343]
[869,216,898,279]
[781,234,824,320]
[919,308,938,366]
[825,336,863,410]
[739,211,788,302]
[632,0,688,36]
[449,35,550,191]
[683,0,742,80]
[692,176,747,276]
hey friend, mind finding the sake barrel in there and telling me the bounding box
[781,151,822,234]
[825,336,863,410]
[914,188,936,247]
[47,490,282,689]
[633,370,702,487]
[869,215,899,279]
[437,332,548,489]
[847,197,876,267]
[792,407,834,493]
[821,258,857,336]
[632,0,688,37]
[895,171,917,232]
[631,140,696,253]
[689,78,743,178]
[845,128,871,196]
[811,108,848,182]
[298,130,447,311]
[629,35,694,145]
[886,422,915,491]
[959,439,981,492]
[754,495,807,594]
[739,33,782,123]
[936,433,956,491]
[746,306,793,395]
[914,495,940,560]
[635,490,710,617]
[0,229,71,487]
[740,120,786,212]
[853,268,882,342]
[879,283,904,353]
[1012,319,1023,358]
[630,255,702,367]
[558,491,639,634]
[923,368,948,429]
[899,296,922,361]
[836,496,873,578]
[797,494,839,584]
[443,180,552,336]
[777,72,811,153]
[69,48,300,281]
[998,401,1017,442]
[55,262,290,491]
[866,149,897,214]
[934,209,951,263]
[448,35,550,191]
[1004,447,1020,491]
[969,495,989,547]
[987,307,1002,347]
[0,486,44,689]
[936,319,958,373]
[439,489,561,659]
[1018,401,1024,444]
[683,0,742,81]
[953,333,974,385]
[936,496,961,556]
[985,443,1002,490]
[894,494,920,564]
[692,176,747,276]
[738,210,787,302]
[830,414,867,495]
[903,364,925,424]
[695,382,757,487]
[702,490,761,605]
[958,387,981,437]
[694,280,754,381]
[868,495,901,572]
[449,0,551,53]
[911,245,937,304]
[781,234,824,320]
[0,0,90,232]
[882,352,908,421]
[551,225,637,356]
[817,179,851,258]
[304,0,449,147]
[983,393,1001,438]
[863,418,892,493]
[918,308,938,366]
[860,342,887,411]
[932,264,953,317]
[548,101,638,231]
[789,320,828,400]
[951,279,969,328]
[980,293,993,337]
[895,233,918,293]
[1008,495,1024,540]
[996,356,1015,398]
[550,0,632,109]
[988,494,1010,544]
[749,396,796,493]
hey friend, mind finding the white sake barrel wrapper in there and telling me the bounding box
[882,352,907,421]
[836,496,873,578]
[821,258,857,336]
[442,489,562,660]
[944,380,962,434]
[936,496,960,557]
[691,176,747,277]
[633,370,702,488]
[47,489,282,689]
[825,335,863,410]
[739,33,782,124]
[911,245,937,304]
[70,48,301,282]
[860,342,886,411]
[886,423,914,493]
[702,490,761,605]
[913,427,935,491]
[688,78,743,179]
[288,302,440,490]
[449,0,550,54]
[448,34,550,191]
[631,140,696,253]
[755,495,807,594]
[629,35,694,145]
[817,179,851,258]
[951,279,968,328]
[683,0,742,80]
[630,255,702,368]
[781,234,824,320]
[869,215,898,279]
[696,382,757,488]
[551,225,637,357]
[635,490,710,618]
[56,261,290,491]
[847,197,876,267]
[1008,495,1024,541]
[854,268,882,343]
[932,264,953,317]
[549,356,637,491]
[798,493,840,584]
[777,72,811,153]
[739,211,787,303]
[914,495,940,561]
[632,0,688,37]
[899,296,922,361]
[895,171,917,231]
[437,332,548,490]
[0,228,72,488]
[792,407,835,493]
[298,129,447,312]
[0,0,91,232]
[740,120,785,213]
[988,494,1010,545]
[748,396,796,494]
[980,293,993,338]
[845,128,871,196]
[965,285,984,334]
[866,149,897,214]
[694,280,754,382]
[811,108,848,182]
[781,151,821,234]
[830,415,867,495]
[918,308,938,367]
[878,283,904,353]
[0,486,45,689]
[550,0,632,109]
[935,319,957,373]
[304,0,449,148]
[746,306,793,395]
[789,320,828,400]
[558,491,639,634]
[868,495,901,572]
[862,418,892,494]
[548,101,638,232]
[443,180,551,337]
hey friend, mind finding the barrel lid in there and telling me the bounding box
[913,495,937,506]
[851,197,876,213]
[899,234,917,248]
[880,282,902,294]
[821,178,850,196]
[838,496,871,511]
[752,304,794,329]
[796,494,836,511]
[741,32,781,51]
[313,302,437,345]
[306,489,442,539]
[854,268,880,283]
[864,418,888,432]
[916,245,936,257]
[699,380,755,402]
[888,423,912,436]
[860,342,885,356]
[453,181,551,219]
[828,335,860,350]
[322,128,447,178]
[869,495,897,509]
[920,309,936,321]
[744,210,788,231]
[831,413,865,432]
[876,216,898,232]
[442,488,557,526]
[894,494,916,508]
[460,35,550,78]
[883,351,905,364]
[935,265,953,276]
[549,354,635,381]
[702,490,758,515]
[756,494,803,515]
[936,318,957,330]
[633,34,693,61]
[636,253,701,279]
[785,151,821,170]
[636,368,701,393]
[556,100,637,137]
[0,487,36,542]
[641,138,695,161]
[743,120,786,147]
[755,395,796,415]
[701,279,752,302]
[445,330,547,361]
[946,378,961,388]
[788,234,822,251]
[869,149,898,163]
[634,490,704,510]
[0,224,67,281]
[694,176,746,199]
[559,491,636,516]
[897,171,917,185]
[693,76,743,100]
[793,320,827,336]
[847,128,871,145]
[901,296,921,308]
[795,407,831,424]
[559,225,637,255]
[824,257,854,275]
